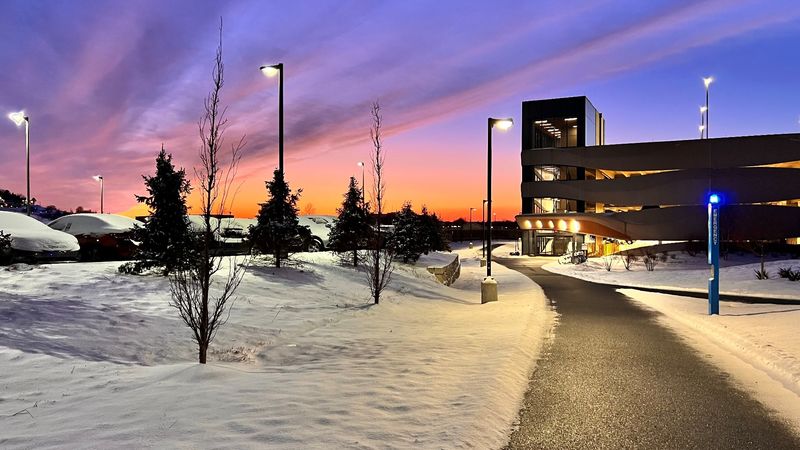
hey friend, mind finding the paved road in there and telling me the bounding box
[498,256,800,450]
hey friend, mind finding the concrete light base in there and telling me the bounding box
[481,276,498,304]
[469,242,474,249]
[480,258,487,267]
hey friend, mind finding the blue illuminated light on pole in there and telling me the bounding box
[708,193,720,315]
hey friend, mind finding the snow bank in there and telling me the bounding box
[544,253,800,300]
[620,289,800,431]
[0,247,552,448]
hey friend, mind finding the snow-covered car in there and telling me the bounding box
[0,211,80,262]
[48,213,144,261]
[298,215,336,251]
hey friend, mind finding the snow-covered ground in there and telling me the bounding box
[544,253,800,300]
[0,244,553,449]
[621,289,800,431]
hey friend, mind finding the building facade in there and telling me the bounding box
[516,96,800,256]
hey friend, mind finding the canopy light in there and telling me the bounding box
[7,111,26,127]
[564,117,578,122]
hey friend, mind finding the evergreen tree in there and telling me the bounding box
[121,146,194,275]
[389,202,425,263]
[328,177,371,266]
[418,206,450,254]
[251,169,304,268]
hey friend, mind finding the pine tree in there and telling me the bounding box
[251,169,304,268]
[328,177,371,266]
[389,202,425,263]
[121,146,194,275]
[418,206,449,254]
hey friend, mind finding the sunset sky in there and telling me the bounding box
[1,0,799,220]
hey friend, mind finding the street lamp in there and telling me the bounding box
[7,111,30,216]
[703,77,713,139]
[699,106,707,139]
[483,117,513,304]
[93,175,104,214]
[260,63,284,174]
[482,199,487,258]
[357,161,365,204]
[469,207,476,242]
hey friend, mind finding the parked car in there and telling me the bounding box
[0,211,80,262]
[298,215,336,251]
[48,213,143,261]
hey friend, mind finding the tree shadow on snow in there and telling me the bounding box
[0,292,191,365]
[246,263,325,285]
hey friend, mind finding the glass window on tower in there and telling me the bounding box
[533,117,578,148]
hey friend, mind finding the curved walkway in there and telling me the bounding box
[498,256,800,449]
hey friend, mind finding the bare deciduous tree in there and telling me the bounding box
[169,19,247,364]
[365,101,393,304]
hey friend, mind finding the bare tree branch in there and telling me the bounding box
[169,17,249,364]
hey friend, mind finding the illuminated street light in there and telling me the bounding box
[7,111,31,216]
[93,175,104,214]
[698,124,705,140]
[483,117,513,304]
[703,76,713,139]
[260,63,285,174]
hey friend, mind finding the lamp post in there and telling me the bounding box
[7,111,30,216]
[699,106,707,139]
[93,175,104,214]
[482,199,487,258]
[357,161,365,204]
[469,207,476,242]
[483,117,513,304]
[703,77,713,139]
[708,193,720,315]
[260,63,284,174]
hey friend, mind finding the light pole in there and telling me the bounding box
[93,175,104,214]
[469,207,476,242]
[357,161,365,204]
[260,63,284,174]
[482,199,487,258]
[699,106,707,139]
[7,111,30,216]
[483,117,513,304]
[703,77,713,139]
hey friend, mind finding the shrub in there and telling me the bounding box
[643,254,657,271]
[778,266,800,281]
[602,256,615,271]
[0,230,11,265]
[754,268,770,280]
[622,253,637,271]
[659,251,669,263]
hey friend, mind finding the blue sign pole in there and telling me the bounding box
[708,194,720,315]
